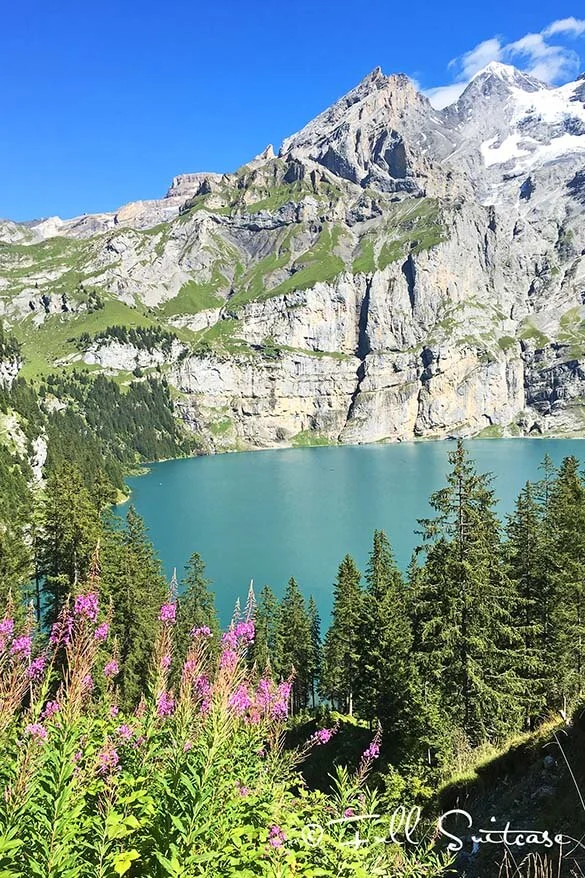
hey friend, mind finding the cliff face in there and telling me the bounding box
[1,64,585,450]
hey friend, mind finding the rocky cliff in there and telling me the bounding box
[1,63,585,450]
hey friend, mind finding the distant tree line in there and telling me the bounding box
[76,325,178,354]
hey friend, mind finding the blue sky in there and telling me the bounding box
[2,0,584,221]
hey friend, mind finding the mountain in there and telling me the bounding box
[1,63,585,450]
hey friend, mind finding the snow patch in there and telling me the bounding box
[481,135,530,166]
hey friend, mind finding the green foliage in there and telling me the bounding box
[174,552,220,664]
[320,556,363,714]
[0,585,454,878]
[413,440,523,748]
[76,324,178,354]
[276,577,314,714]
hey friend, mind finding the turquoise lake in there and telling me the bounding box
[122,439,585,625]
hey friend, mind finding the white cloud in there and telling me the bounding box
[425,82,469,110]
[424,17,585,109]
[543,17,585,37]
[458,38,503,79]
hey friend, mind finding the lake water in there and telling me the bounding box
[121,439,585,625]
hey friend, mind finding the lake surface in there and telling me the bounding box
[121,439,585,625]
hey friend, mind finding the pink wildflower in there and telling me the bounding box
[97,746,120,775]
[160,654,171,670]
[132,735,145,749]
[360,728,382,770]
[268,825,286,849]
[0,617,14,638]
[344,807,355,818]
[25,723,47,743]
[194,674,211,697]
[222,620,254,650]
[183,740,193,752]
[27,655,46,681]
[82,673,94,692]
[0,617,14,650]
[104,660,119,678]
[310,726,337,746]
[219,648,237,671]
[109,705,119,718]
[255,679,272,711]
[10,635,32,659]
[228,684,251,716]
[191,625,212,638]
[158,603,176,624]
[42,700,60,719]
[237,782,250,797]
[116,724,133,740]
[94,622,109,642]
[74,592,99,622]
[156,691,175,717]
[271,682,292,720]
[49,615,73,647]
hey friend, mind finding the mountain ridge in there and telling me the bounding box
[1,62,585,450]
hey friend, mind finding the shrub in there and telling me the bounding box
[0,587,453,877]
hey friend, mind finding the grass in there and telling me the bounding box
[157,276,225,318]
[498,335,517,351]
[291,430,334,447]
[519,323,551,349]
[12,298,157,379]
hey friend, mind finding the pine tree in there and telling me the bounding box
[320,555,362,714]
[307,596,321,709]
[39,463,102,627]
[356,532,410,721]
[101,507,167,706]
[250,585,280,674]
[505,481,551,727]
[276,577,313,713]
[546,457,585,711]
[413,440,522,746]
[175,552,219,662]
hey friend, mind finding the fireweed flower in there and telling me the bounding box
[49,615,73,647]
[97,746,120,775]
[74,592,99,622]
[228,684,251,716]
[160,654,171,670]
[181,656,198,680]
[104,660,119,678]
[236,782,250,796]
[109,704,119,718]
[219,648,237,671]
[158,603,176,624]
[183,739,193,752]
[156,691,175,717]
[268,825,286,849]
[0,617,14,650]
[10,635,32,659]
[27,656,46,681]
[82,674,94,692]
[271,681,292,720]
[116,724,133,740]
[360,728,382,770]
[309,726,337,746]
[344,808,355,818]
[25,723,48,743]
[42,700,60,719]
[222,620,255,650]
[94,622,109,642]
[191,625,212,638]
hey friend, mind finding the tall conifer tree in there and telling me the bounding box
[320,555,362,714]
[276,577,313,713]
[413,440,522,746]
